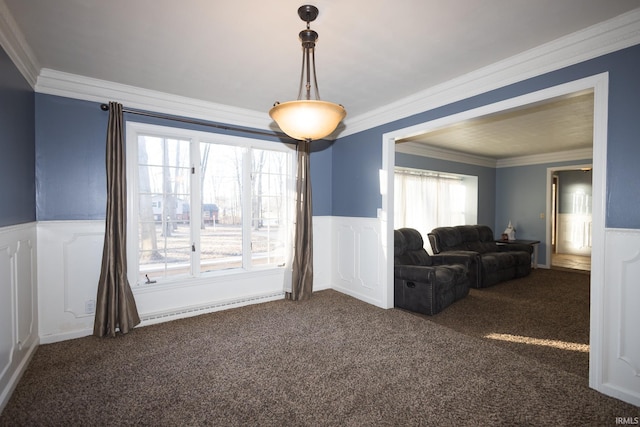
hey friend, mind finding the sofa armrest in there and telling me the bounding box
[394,265,437,282]
[430,253,472,269]
[430,250,481,289]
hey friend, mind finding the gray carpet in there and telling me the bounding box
[423,268,590,379]
[1,282,638,426]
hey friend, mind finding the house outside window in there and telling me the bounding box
[126,122,295,286]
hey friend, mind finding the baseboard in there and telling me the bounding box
[138,292,285,327]
[39,329,93,345]
[0,336,39,414]
[331,283,387,309]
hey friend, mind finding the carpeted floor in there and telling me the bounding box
[1,273,638,426]
[423,268,590,379]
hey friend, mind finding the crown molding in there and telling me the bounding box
[342,8,640,137]
[395,142,497,168]
[35,68,272,131]
[0,1,270,130]
[496,147,593,168]
[2,2,638,134]
[396,141,593,169]
[0,0,39,87]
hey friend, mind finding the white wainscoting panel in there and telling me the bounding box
[600,228,640,406]
[62,233,104,319]
[37,221,104,342]
[34,217,382,344]
[0,244,14,380]
[15,238,35,350]
[312,216,333,291]
[0,223,38,413]
[37,220,288,341]
[332,217,385,307]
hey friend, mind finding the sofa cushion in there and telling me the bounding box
[429,225,533,288]
[394,229,409,264]
[394,227,470,315]
[396,228,433,266]
[433,227,465,251]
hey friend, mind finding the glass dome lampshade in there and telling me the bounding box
[269,100,346,141]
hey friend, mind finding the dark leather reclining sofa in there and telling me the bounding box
[394,228,470,315]
[427,225,533,288]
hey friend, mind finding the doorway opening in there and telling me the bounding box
[549,166,593,273]
[381,72,608,393]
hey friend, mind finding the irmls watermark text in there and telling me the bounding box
[615,417,640,425]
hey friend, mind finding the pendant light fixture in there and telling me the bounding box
[269,5,346,141]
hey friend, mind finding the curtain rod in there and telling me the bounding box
[99,103,296,142]
[395,167,463,181]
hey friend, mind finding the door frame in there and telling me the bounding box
[546,164,594,268]
[381,72,608,394]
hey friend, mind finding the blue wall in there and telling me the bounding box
[495,159,592,262]
[35,95,107,220]
[309,140,333,216]
[332,43,640,230]
[0,48,35,227]
[34,93,335,220]
[11,43,640,230]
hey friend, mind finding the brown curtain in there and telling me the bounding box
[287,140,313,301]
[93,101,141,337]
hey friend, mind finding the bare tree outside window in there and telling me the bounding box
[132,129,292,285]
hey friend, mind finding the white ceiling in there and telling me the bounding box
[3,1,640,157]
[397,91,595,159]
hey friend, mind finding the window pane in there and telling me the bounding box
[199,143,243,273]
[137,135,192,283]
[138,221,192,282]
[394,168,476,244]
[131,126,294,284]
[251,149,287,267]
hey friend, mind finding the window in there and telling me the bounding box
[127,122,295,286]
[394,167,478,246]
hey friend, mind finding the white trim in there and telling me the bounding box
[39,329,91,345]
[382,72,609,398]
[0,0,39,87]
[0,334,38,411]
[1,1,638,136]
[395,142,496,168]
[0,221,39,413]
[0,221,36,235]
[125,121,295,288]
[545,162,594,269]
[330,216,387,308]
[496,148,593,168]
[588,74,610,394]
[138,291,284,326]
[395,142,593,169]
[343,8,640,136]
[599,228,640,406]
[36,69,272,131]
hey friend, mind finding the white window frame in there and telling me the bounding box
[394,167,478,247]
[126,121,296,287]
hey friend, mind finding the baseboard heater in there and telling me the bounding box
[140,291,286,325]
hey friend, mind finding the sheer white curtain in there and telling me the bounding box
[394,168,466,251]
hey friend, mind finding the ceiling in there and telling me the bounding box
[3,1,640,158]
[397,91,595,160]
